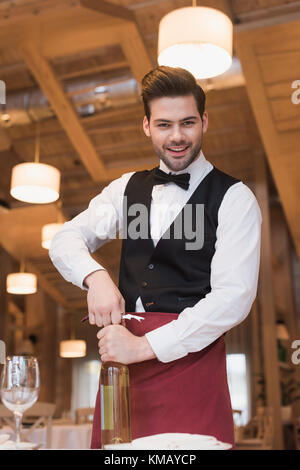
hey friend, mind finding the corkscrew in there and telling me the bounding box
[81,313,145,323]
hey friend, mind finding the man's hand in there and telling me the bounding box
[84,270,126,327]
[97,325,156,364]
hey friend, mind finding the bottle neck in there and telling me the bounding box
[101,361,128,369]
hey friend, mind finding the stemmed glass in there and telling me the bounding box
[0,356,40,448]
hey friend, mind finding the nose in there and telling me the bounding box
[169,124,185,143]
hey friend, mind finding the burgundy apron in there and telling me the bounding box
[90,312,234,449]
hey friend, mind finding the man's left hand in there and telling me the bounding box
[97,325,156,364]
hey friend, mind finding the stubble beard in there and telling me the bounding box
[152,135,203,172]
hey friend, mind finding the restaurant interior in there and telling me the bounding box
[0,0,300,451]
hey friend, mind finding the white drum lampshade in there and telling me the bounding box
[6,272,37,295]
[10,162,60,204]
[158,6,233,79]
[60,340,86,358]
[42,223,63,249]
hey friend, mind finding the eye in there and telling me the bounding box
[157,123,170,128]
[183,121,195,126]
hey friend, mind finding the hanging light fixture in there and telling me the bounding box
[41,201,65,249]
[10,121,60,204]
[60,315,86,358]
[158,2,233,79]
[6,260,37,295]
[42,223,63,249]
[60,340,86,358]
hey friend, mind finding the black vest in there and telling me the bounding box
[118,166,240,313]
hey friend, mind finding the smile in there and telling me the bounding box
[166,145,190,154]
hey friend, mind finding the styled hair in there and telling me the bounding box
[141,66,206,121]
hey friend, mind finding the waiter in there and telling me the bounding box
[49,66,262,449]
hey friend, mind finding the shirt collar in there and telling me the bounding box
[159,150,208,187]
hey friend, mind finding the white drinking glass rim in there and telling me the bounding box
[5,355,38,361]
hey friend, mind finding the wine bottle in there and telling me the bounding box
[100,361,132,448]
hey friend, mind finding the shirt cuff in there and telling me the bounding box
[145,321,188,363]
[76,259,106,291]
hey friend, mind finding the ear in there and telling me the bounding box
[202,111,208,134]
[143,115,151,137]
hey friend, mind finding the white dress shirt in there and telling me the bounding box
[49,151,262,363]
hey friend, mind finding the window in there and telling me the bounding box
[71,359,100,418]
[226,354,249,426]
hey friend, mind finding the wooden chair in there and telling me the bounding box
[0,402,56,449]
[235,407,274,450]
[75,407,94,424]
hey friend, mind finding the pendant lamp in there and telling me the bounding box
[42,223,63,249]
[158,1,233,79]
[42,201,64,249]
[6,260,37,295]
[60,340,86,358]
[60,315,86,358]
[10,121,60,204]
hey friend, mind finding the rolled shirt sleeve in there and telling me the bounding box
[145,182,262,363]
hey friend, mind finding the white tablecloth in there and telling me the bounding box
[0,422,93,450]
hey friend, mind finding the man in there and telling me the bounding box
[49,66,262,448]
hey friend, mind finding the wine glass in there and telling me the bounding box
[0,356,40,448]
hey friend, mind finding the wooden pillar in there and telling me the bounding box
[254,150,284,449]
[270,204,299,339]
[250,299,263,417]
[54,305,72,417]
[270,203,300,416]
[0,245,19,353]
[25,288,57,404]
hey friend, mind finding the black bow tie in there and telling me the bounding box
[153,167,190,190]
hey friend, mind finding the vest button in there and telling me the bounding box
[148,264,154,270]
[141,281,148,287]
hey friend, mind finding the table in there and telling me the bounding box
[0,422,93,450]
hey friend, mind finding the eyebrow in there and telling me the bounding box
[153,116,199,123]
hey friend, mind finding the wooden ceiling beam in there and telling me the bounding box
[20,41,108,182]
[61,60,129,80]
[0,0,77,26]
[0,7,127,56]
[119,22,153,83]
[41,18,126,60]
[8,300,24,319]
[79,0,135,23]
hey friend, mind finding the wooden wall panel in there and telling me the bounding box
[235,17,300,260]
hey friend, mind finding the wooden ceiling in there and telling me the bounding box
[0,0,299,312]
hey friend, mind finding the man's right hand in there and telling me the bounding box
[84,270,126,327]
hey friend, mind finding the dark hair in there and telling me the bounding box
[141,66,206,121]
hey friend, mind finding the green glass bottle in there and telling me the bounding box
[100,361,132,448]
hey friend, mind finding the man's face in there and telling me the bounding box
[143,94,208,172]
